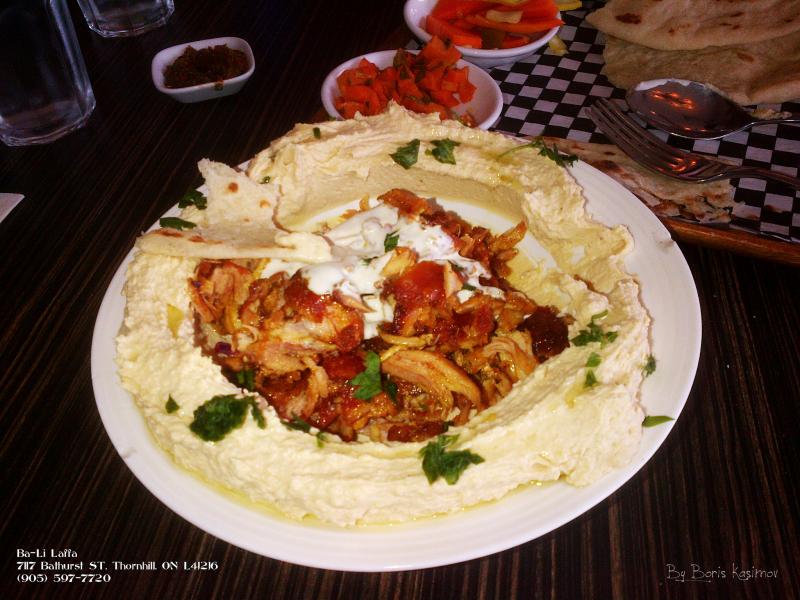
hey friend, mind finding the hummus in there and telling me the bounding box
[116,104,649,526]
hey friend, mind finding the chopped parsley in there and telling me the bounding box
[312,126,321,139]
[190,394,252,442]
[461,282,476,291]
[571,311,617,347]
[643,415,674,427]
[159,216,196,231]
[283,416,312,433]
[584,370,598,388]
[385,379,398,405]
[498,137,578,167]
[260,175,271,184]
[586,352,602,368]
[236,368,255,392]
[250,399,266,429]
[448,260,464,273]
[384,231,400,252]
[165,396,179,413]
[419,434,484,485]
[427,138,460,164]
[316,431,327,448]
[390,139,420,169]
[177,189,207,210]
[349,351,383,400]
[643,355,657,376]
[362,256,377,265]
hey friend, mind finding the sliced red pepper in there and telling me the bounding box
[500,34,532,48]
[432,0,489,20]
[465,13,563,34]
[490,0,559,19]
[425,13,483,48]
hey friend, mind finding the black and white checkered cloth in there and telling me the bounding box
[468,2,800,243]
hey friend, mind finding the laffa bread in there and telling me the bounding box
[136,159,332,261]
[602,32,800,105]
[586,0,800,51]
[542,137,734,223]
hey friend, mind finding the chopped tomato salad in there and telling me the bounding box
[425,0,563,49]
[334,36,477,125]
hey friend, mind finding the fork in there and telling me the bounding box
[588,98,800,190]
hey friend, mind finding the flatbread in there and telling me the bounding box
[586,0,800,51]
[542,137,735,223]
[136,225,332,261]
[136,158,332,262]
[602,32,800,105]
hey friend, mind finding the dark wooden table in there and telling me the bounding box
[2,1,798,598]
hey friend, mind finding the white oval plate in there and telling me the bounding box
[91,161,700,571]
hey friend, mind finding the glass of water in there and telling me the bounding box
[76,0,174,38]
[0,0,96,147]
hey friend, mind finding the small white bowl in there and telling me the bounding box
[321,50,503,130]
[404,0,560,69]
[151,37,255,103]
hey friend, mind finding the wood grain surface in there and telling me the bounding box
[1,1,798,599]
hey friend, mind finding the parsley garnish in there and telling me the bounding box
[177,189,207,210]
[316,431,327,448]
[448,261,464,273]
[419,434,484,485]
[385,380,398,405]
[571,311,617,347]
[390,139,420,169]
[312,126,321,139]
[362,256,377,265]
[462,282,476,291]
[349,351,384,400]
[643,415,674,427]
[427,138,460,164]
[584,370,598,388]
[283,416,312,433]
[384,231,400,252]
[586,352,601,368]
[498,137,578,167]
[260,175,271,184]
[159,217,196,231]
[165,396,179,413]
[236,368,255,392]
[643,355,657,376]
[190,395,252,441]
[250,399,266,429]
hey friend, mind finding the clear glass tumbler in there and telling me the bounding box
[0,0,96,147]
[76,0,174,38]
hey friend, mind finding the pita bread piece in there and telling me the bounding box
[136,158,332,262]
[137,223,332,261]
[543,137,735,223]
[586,0,800,51]
[602,32,800,105]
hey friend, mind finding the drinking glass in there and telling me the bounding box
[76,0,174,37]
[0,0,96,147]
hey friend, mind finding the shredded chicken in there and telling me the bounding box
[382,350,481,419]
[188,191,569,443]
